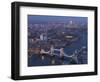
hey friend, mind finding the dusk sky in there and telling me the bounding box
[28,15,88,24]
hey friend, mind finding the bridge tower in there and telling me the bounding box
[60,48,64,57]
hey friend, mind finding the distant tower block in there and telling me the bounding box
[40,34,44,40]
[69,20,73,25]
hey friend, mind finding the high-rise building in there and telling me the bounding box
[40,33,47,41]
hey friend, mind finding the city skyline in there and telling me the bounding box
[28,15,88,66]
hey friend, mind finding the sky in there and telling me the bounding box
[28,15,88,24]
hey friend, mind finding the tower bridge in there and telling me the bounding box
[40,46,86,64]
